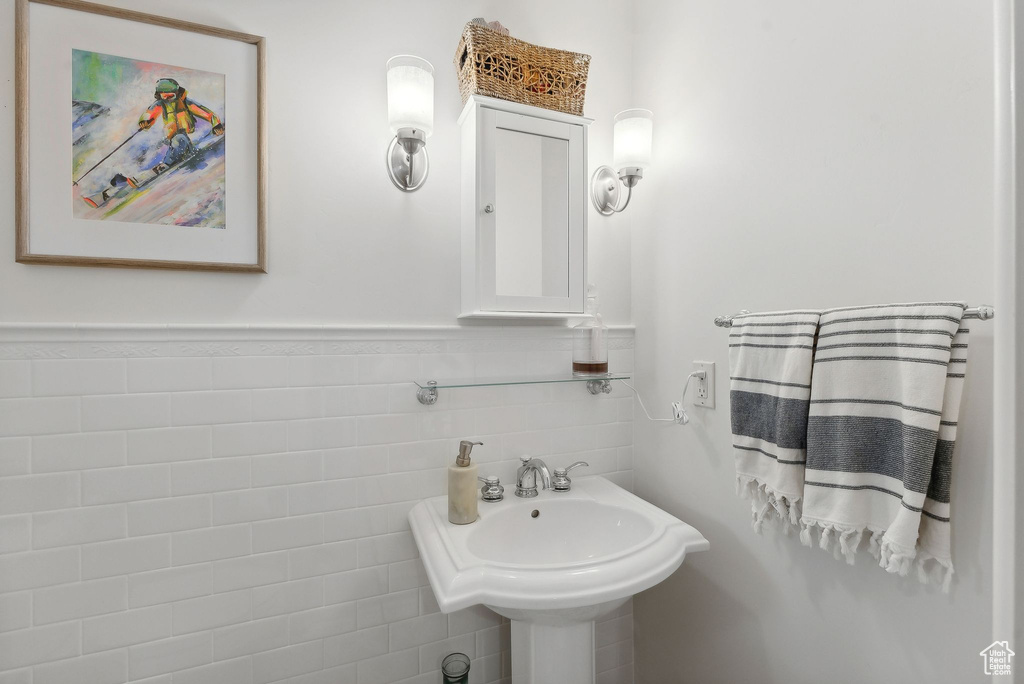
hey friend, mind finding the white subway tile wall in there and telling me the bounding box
[0,326,635,684]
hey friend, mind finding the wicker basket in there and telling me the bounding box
[454,22,591,116]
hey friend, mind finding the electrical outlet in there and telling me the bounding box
[694,361,715,408]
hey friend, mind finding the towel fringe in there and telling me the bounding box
[867,530,884,559]
[800,521,955,591]
[735,475,801,533]
[878,537,916,577]
[838,528,863,565]
[798,519,865,564]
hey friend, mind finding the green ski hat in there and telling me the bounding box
[155,78,180,95]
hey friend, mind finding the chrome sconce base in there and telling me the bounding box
[591,165,643,216]
[386,127,429,192]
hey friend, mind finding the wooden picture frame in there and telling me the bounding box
[15,0,267,272]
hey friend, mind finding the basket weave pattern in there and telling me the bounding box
[455,23,591,116]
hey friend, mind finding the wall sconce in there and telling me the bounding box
[591,109,653,215]
[386,55,434,192]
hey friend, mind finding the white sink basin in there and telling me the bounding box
[466,497,655,566]
[408,476,709,684]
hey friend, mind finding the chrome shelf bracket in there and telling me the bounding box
[416,381,438,405]
[586,379,613,395]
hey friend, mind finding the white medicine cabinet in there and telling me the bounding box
[459,96,591,318]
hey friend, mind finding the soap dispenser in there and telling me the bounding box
[449,440,482,524]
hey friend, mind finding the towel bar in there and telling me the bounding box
[714,305,995,328]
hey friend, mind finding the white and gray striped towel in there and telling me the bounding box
[729,310,821,532]
[798,302,968,591]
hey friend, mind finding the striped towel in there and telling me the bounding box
[799,302,968,591]
[729,310,821,532]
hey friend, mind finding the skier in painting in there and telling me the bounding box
[128,77,224,185]
[82,77,225,208]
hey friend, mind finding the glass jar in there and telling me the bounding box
[441,652,470,684]
[572,285,608,376]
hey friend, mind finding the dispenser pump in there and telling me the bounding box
[449,440,483,525]
[456,440,482,467]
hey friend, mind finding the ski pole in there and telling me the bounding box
[72,129,143,186]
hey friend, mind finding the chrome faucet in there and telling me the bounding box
[515,456,551,498]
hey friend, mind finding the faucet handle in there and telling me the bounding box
[478,476,504,502]
[551,461,588,492]
[553,461,589,476]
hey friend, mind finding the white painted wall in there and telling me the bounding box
[628,1,997,682]
[0,0,632,325]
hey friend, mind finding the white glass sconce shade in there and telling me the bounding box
[592,108,653,216]
[386,55,434,137]
[612,109,653,171]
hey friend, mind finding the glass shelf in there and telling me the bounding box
[413,373,631,404]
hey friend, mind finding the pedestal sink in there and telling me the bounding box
[408,476,709,684]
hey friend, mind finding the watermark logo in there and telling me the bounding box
[980,641,1015,676]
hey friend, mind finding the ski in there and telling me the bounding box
[79,135,223,210]
[82,174,131,208]
[127,135,223,190]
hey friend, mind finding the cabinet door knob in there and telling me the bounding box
[484,203,495,214]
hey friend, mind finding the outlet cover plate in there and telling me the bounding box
[694,361,715,408]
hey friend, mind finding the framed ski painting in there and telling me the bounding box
[14,0,267,272]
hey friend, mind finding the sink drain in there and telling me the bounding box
[531,510,540,518]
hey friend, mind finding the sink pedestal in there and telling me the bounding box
[491,599,627,684]
[511,620,593,684]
